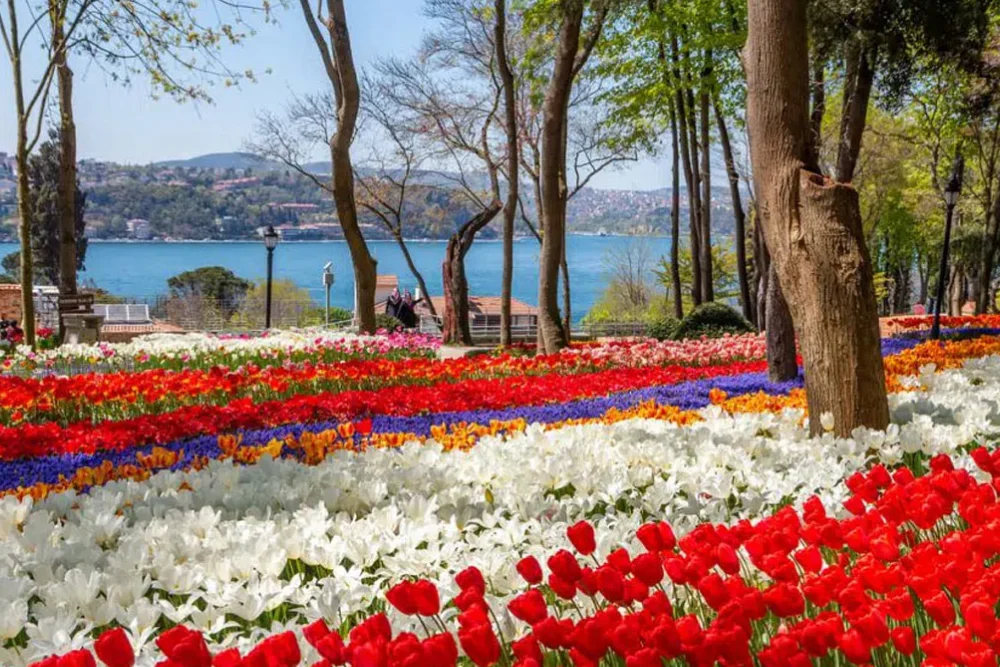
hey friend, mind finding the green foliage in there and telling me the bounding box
[230,279,319,330]
[653,243,739,314]
[672,302,753,340]
[167,266,252,319]
[645,314,679,341]
[375,313,404,332]
[327,306,354,323]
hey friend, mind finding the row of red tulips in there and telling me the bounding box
[31,447,1000,667]
[0,351,597,426]
[0,359,768,461]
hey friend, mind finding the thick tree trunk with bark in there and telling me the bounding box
[326,0,377,334]
[715,98,751,321]
[745,0,888,436]
[699,85,713,302]
[537,1,583,353]
[442,201,502,345]
[766,264,797,381]
[495,0,518,347]
[53,18,77,298]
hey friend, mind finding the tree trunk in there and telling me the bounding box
[537,1,583,353]
[495,0,518,347]
[978,176,1000,313]
[393,232,435,318]
[699,82,713,302]
[669,100,683,319]
[686,85,704,305]
[808,58,825,169]
[561,249,571,335]
[745,0,889,437]
[10,5,36,347]
[52,17,77,300]
[443,201,502,345]
[753,209,766,330]
[836,41,875,183]
[327,0,377,334]
[766,264,798,381]
[671,35,700,306]
[715,96,751,321]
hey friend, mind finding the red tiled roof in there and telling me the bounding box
[424,295,536,317]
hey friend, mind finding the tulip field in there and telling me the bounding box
[8,322,1000,666]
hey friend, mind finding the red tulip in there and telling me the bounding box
[95,628,134,667]
[516,556,543,585]
[567,521,596,556]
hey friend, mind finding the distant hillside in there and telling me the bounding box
[154,152,287,171]
[0,152,738,242]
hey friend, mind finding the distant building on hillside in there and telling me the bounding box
[126,218,152,240]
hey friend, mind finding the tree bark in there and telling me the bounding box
[669,100,683,319]
[715,96,751,321]
[495,0,518,347]
[766,264,798,381]
[808,57,825,169]
[537,0,583,353]
[561,248,571,335]
[326,0,378,334]
[745,0,889,436]
[699,76,713,302]
[442,201,502,345]
[686,85,704,305]
[836,42,874,183]
[670,35,700,306]
[10,0,36,347]
[51,15,77,301]
[978,175,1000,313]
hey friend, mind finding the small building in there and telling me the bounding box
[419,295,538,337]
[126,218,152,240]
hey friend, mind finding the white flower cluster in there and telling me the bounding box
[6,329,436,371]
[1,358,999,665]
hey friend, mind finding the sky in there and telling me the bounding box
[0,0,670,191]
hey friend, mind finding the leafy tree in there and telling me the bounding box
[231,279,322,330]
[167,267,252,319]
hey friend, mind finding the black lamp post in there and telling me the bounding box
[931,156,964,340]
[263,225,280,329]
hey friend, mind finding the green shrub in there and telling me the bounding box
[672,302,754,340]
[328,307,354,323]
[375,313,404,332]
[646,316,680,341]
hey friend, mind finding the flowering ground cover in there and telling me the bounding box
[7,321,1000,666]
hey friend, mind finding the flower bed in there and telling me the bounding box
[4,355,1000,666]
[0,330,441,375]
[6,323,1000,666]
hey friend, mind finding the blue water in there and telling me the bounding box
[0,235,670,320]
